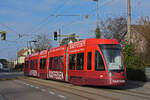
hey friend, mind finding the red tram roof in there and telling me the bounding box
[25,38,119,59]
[40,50,48,58]
[85,38,118,44]
[69,38,118,50]
[49,45,67,53]
[30,52,39,57]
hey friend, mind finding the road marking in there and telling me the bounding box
[30,85,34,87]
[41,89,46,92]
[24,83,28,85]
[35,86,40,89]
[26,84,30,86]
[49,91,55,95]
[23,82,26,84]
[58,94,66,99]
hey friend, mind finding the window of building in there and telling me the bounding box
[69,54,75,70]
[95,51,105,71]
[76,53,84,70]
[87,52,92,70]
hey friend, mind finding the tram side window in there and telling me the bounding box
[95,51,105,71]
[59,56,64,71]
[40,59,47,69]
[49,57,53,70]
[76,53,84,70]
[87,52,92,70]
[31,60,37,70]
[30,60,33,69]
[43,59,46,69]
[33,60,34,70]
[53,57,58,70]
[33,60,35,70]
[40,59,42,69]
[35,60,37,70]
[69,54,75,70]
[32,60,34,69]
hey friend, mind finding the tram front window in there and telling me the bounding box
[99,44,124,72]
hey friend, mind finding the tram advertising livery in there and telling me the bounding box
[24,38,126,86]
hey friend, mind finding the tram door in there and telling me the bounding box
[94,45,106,81]
[68,50,85,85]
[84,45,94,84]
[86,45,94,71]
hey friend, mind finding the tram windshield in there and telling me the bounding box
[99,44,124,71]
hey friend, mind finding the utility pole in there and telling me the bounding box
[93,0,101,38]
[17,47,19,66]
[58,28,61,45]
[127,0,131,43]
[93,0,99,27]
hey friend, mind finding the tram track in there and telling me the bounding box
[102,88,150,100]
[22,77,150,100]
[22,77,118,100]
[120,89,150,97]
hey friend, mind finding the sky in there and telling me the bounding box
[0,0,150,60]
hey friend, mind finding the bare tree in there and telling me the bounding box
[136,16,150,25]
[95,26,101,38]
[33,33,52,52]
[135,16,150,63]
[60,33,78,45]
[101,17,127,42]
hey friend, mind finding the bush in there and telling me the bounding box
[123,44,147,81]
[126,68,147,81]
[14,63,24,71]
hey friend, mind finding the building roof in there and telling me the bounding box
[17,48,29,57]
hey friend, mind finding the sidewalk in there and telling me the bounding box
[0,72,23,75]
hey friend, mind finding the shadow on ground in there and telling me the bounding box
[84,80,147,90]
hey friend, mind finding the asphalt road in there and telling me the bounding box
[0,72,68,100]
[1,72,150,100]
[0,72,24,81]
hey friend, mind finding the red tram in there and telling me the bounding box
[24,38,126,86]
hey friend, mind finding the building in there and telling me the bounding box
[17,48,32,64]
[125,25,149,54]
[0,63,3,70]
[0,59,9,71]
